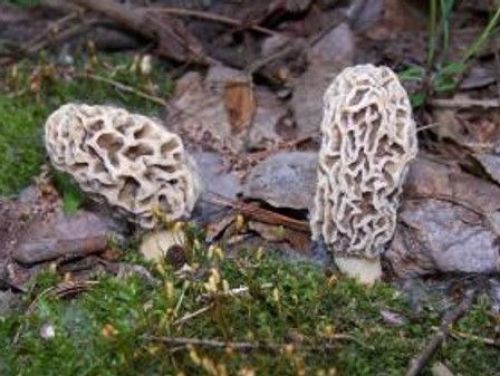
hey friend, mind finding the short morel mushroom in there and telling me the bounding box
[45,103,201,229]
[310,65,418,284]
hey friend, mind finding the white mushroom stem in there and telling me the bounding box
[139,228,186,262]
[335,256,382,286]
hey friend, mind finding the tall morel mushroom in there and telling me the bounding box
[45,103,201,229]
[310,65,418,284]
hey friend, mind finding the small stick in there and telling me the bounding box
[429,97,500,109]
[12,280,98,344]
[145,333,366,352]
[1,15,96,66]
[204,192,310,233]
[175,283,274,326]
[174,304,213,326]
[24,11,81,52]
[238,135,314,167]
[245,41,304,76]
[448,328,500,348]
[145,7,279,37]
[417,123,438,133]
[198,282,274,302]
[26,20,98,56]
[77,72,167,106]
[406,288,477,376]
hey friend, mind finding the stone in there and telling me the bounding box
[14,210,115,264]
[243,151,317,210]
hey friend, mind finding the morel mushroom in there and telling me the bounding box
[45,103,201,229]
[310,65,418,284]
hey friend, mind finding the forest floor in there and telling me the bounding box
[1,0,499,374]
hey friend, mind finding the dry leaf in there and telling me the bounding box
[224,80,256,135]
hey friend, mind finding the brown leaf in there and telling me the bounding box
[224,80,256,135]
[431,107,500,153]
[166,67,258,153]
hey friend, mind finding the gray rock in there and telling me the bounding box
[193,151,242,200]
[0,290,21,315]
[489,277,500,314]
[393,199,500,274]
[308,22,355,64]
[191,151,243,224]
[0,198,32,263]
[474,153,500,187]
[247,87,288,150]
[291,66,336,138]
[291,23,354,138]
[387,157,500,276]
[243,151,317,210]
[14,210,115,264]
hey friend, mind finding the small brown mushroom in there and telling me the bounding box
[310,65,418,284]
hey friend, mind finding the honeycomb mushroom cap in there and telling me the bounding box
[45,103,201,229]
[310,64,418,259]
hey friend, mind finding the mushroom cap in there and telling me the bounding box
[45,103,201,229]
[310,64,418,259]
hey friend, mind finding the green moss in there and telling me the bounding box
[1,0,42,7]
[0,97,47,195]
[0,54,173,196]
[0,245,497,375]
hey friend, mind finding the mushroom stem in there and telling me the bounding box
[334,256,382,286]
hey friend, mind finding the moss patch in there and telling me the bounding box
[0,244,497,375]
[0,97,47,195]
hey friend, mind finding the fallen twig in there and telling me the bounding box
[26,20,99,57]
[12,280,98,345]
[245,40,305,77]
[51,280,100,299]
[235,134,314,171]
[24,11,82,54]
[174,304,213,326]
[198,282,274,302]
[447,328,500,348]
[0,13,96,66]
[406,288,477,376]
[175,283,275,326]
[77,72,167,106]
[204,192,310,233]
[146,7,279,37]
[145,333,367,352]
[417,123,439,133]
[429,97,500,108]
